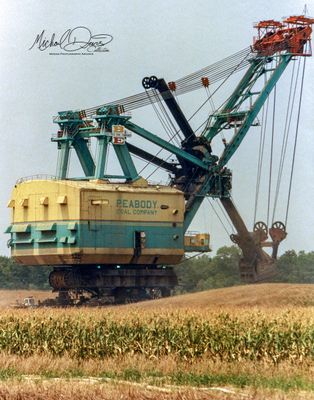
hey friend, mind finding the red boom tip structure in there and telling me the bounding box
[253,15,314,56]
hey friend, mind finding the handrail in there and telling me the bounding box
[16,175,59,184]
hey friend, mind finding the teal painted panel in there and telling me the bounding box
[5,225,12,234]
[11,224,31,233]
[14,239,34,245]
[80,222,183,249]
[185,245,210,252]
[68,236,76,244]
[37,238,57,243]
[67,222,78,231]
[36,223,56,231]
[8,220,184,251]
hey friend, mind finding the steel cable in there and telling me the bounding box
[267,84,276,227]
[207,198,231,237]
[285,56,307,227]
[253,95,268,225]
[272,58,301,222]
[83,48,252,117]
[143,50,252,179]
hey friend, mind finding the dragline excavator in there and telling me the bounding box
[6,16,314,304]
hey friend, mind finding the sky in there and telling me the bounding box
[0,0,313,257]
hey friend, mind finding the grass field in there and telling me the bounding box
[0,283,312,399]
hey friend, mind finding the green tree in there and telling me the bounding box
[175,246,314,294]
[174,246,241,293]
[276,250,314,283]
[0,256,51,290]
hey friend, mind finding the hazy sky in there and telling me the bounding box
[0,0,313,257]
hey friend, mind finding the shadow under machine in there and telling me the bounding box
[6,16,314,304]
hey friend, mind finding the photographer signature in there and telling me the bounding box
[29,26,113,53]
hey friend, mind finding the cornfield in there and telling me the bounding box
[0,310,313,363]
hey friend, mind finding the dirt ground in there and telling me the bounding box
[0,289,56,308]
[127,283,314,309]
[0,283,313,309]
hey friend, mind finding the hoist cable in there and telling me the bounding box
[175,51,250,89]
[84,57,248,115]
[267,83,276,226]
[253,96,268,224]
[151,90,180,145]
[204,86,222,137]
[285,56,307,227]
[175,50,250,88]
[108,50,251,178]
[127,48,251,180]
[202,52,261,136]
[152,89,183,145]
[176,60,249,91]
[190,51,252,128]
[214,198,236,233]
[194,119,209,135]
[205,87,216,114]
[82,48,252,117]
[207,198,231,237]
[176,47,251,85]
[253,99,267,225]
[150,90,179,145]
[177,252,203,264]
[137,91,174,175]
[126,60,249,109]
[139,89,185,175]
[142,50,252,179]
[272,59,300,222]
[147,91,171,141]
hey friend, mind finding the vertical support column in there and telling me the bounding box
[72,137,96,177]
[95,136,109,179]
[113,144,139,181]
[58,141,71,179]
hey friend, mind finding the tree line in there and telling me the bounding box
[0,246,313,291]
[174,246,314,293]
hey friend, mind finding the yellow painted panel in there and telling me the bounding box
[184,233,210,246]
[7,199,15,208]
[40,196,49,205]
[57,195,67,204]
[12,246,183,266]
[9,179,185,224]
[81,189,184,223]
[20,198,29,207]
[10,180,80,223]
